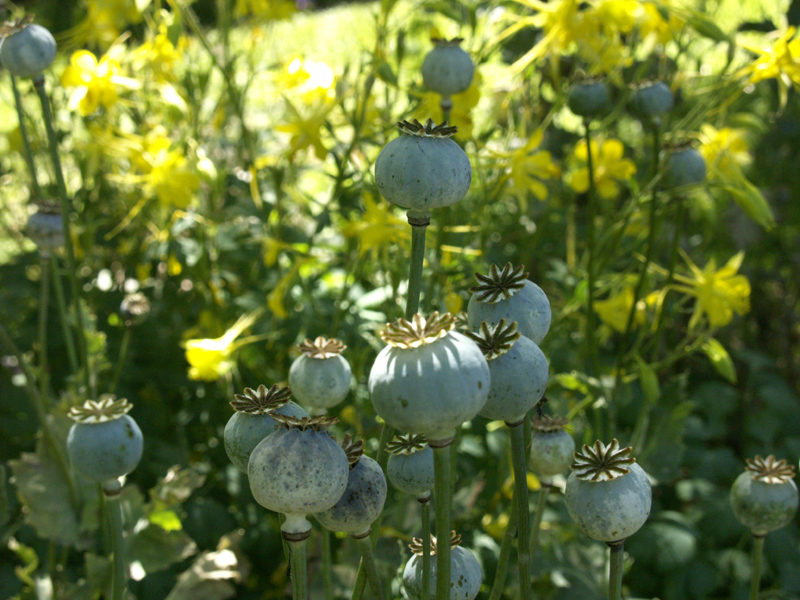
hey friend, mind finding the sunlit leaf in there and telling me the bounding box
[701,338,737,384]
[164,549,240,600]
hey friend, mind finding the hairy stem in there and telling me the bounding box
[509,422,531,600]
[288,536,309,600]
[432,441,452,600]
[407,215,430,319]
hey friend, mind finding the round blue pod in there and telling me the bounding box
[1,24,57,79]
[316,455,387,536]
[67,415,143,483]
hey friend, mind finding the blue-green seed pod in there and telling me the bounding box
[402,533,482,600]
[26,207,64,254]
[421,38,474,98]
[630,80,674,123]
[730,455,799,536]
[567,80,611,119]
[529,417,575,476]
[288,337,351,409]
[663,146,707,189]
[386,434,435,499]
[0,22,57,79]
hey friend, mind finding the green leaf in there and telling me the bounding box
[687,12,730,43]
[701,338,737,384]
[127,521,197,575]
[150,465,207,509]
[150,509,183,532]
[164,548,240,600]
[8,451,81,546]
[635,354,661,406]
[718,171,775,230]
[375,61,397,86]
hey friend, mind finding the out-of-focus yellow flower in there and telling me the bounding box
[234,0,297,20]
[64,0,143,49]
[698,124,750,178]
[133,23,183,82]
[129,129,200,208]
[418,71,482,139]
[482,511,511,540]
[638,1,684,45]
[594,285,649,332]
[61,50,139,115]
[738,27,800,107]
[184,312,262,381]
[566,138,636,199]
[502,130,561,210]
[674,251,750,328]
[341,193,409,256]
[277,57,337,103]
[276,99,333,160]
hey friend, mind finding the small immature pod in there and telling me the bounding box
[0,20,57,79]
[402,532,482,600]
[288,337,351,409]
[386,433,435,500]
[730,455,798,536]
[529,416,576,476]
[421,38,475,99]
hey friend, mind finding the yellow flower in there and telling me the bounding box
[129,129,200,208]
[417,71,482,140]
[738,27,800,107]
[133,23,183,82]
[341,193,409,256]
[64,0,143,49]
[61,50,139,115]
[184,312,262,381]
[276,57,337,103]
[566,138,636,198]
[275,98,333,160]
[638,1,684,45]
[234,0,296,20]
[699,124,750,178]
[503,130,561,210]
[674,251,750,328]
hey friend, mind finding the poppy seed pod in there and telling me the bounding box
[386,434,435,500]
[421,38,474,98]
[529,417,576,476]
[289,337,351,409]
[0,21,57,79]
[402,533,482,600]
[568,79,611,119]
[730,455,798,536]
[630,80,674,123]
[663,145,707,189]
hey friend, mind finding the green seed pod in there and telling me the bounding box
[402,532,482,600]
[529,417,576,476]
[368,312,490,443]
[467,263,551,345]
[0,21,57,79]
[224,385,308,473]
[567,79,611,119]
[662,146,707,189]
[565,440,652,542]
[386,434,435,499]
[248,415,349,535]
[288,337,351,409]
[730,455,798,536]
[26,206,64,254]
[374,119,471,215]
[630,80,674,123]
[66,396,143,483]
[315,436,387,536]
[421,38,474,98]
[466,320,548,423]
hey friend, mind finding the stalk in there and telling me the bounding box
[431,439,453,600]
[322,529,333,600]
[406,212,430,319]
[440,97,452,127]
[508,422,531,600]
[34,77,92,396]
[109,327,132,396]
[10,73,42,198]
[38,255,51,398]
[607,540,625,600]
[749,534,764,600]
[420,497,432,600]
[354,532,385,600]
[103,479,127,600]
[488,498,518,600]
[285,532,310,600]
[583,120,598,377]
[50,257,79,374]
[530,479,549,556]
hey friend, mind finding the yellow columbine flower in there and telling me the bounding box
[638,0,685,45]
[504,130,561,209]
[276,57,337,103]
[673,251,750,328]
[184,312,261,381]
[738,27,800,107]
[418,71,482,140]
[234,0,296,20]
[129,129,200,208]
[61,50,139,115]
[275,98,333,160]
[566,138,636,199]
[133,24,183,82]
[340,193,409,257]
[698,124,750,177]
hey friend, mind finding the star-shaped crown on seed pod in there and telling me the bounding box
[571,439,636,482]
[746,455,797,485]
[397,118,458,138]
[68,395,133,424]
[272,413,338,432]
[409,531,462,555]
[386,433,428,456]
[531,415,570,434]
[340,433,364,469]
[469,263,529,304]
[380,312,457,349]
[431,37,465,46]
[465,319,521,360]
[297,336,346,359]
[230,384,292,415]
[0,14,34,37]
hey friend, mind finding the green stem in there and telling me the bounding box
[406,214,430,319]
[440,97,452,127]
[749,534,764,600]
[109,327,132,396]
[488,497,518,600]
[583,120,598,377]
[103,480,126,600]
[607,540,625,600]
[431,440,452,600]
[34,78,92,396]
[322,529,333,600]
[50,257,79,374]
[354,533,385,600]
[509,422,531,600]
[10,74,42,199]
[420,497,431,600]
[287,536,309,600]
[530,479,549,558]
[38,255,51,399]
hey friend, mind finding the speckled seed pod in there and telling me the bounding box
[224,385,308,473]
[466,320,548,423]
[386,434,435,499]
[288,337,352,409]
[565,440,652,542]
[66,396,143,483]
[662,146,707,189]
[402,533,482,600]
[368,312,490,443]
[374,119,471,215]
[630,80,674,123]
[315,436,387,536]
[0,21,57,79]
[730,455,799,536]
[421,38,475,98]
[529,416,576,476]
[467,263,551,345]
[567,79,611,119]
[248,415,349,534]
[26,207,64,254]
